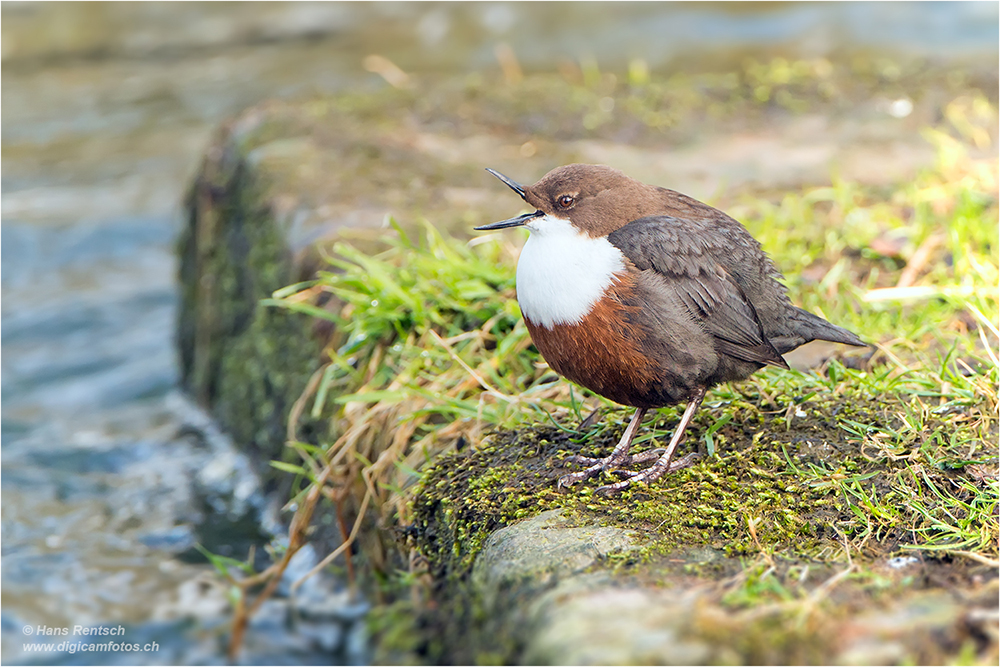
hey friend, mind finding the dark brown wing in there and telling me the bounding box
[608,216,788,368]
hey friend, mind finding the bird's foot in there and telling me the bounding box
[558,449,698,489]
[560,388,707,494]
[593,452,700,496]
[558,408,650,489]
[563,447,666,468]
[557,449,647,489]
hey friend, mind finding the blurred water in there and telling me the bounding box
[1,2,996,664]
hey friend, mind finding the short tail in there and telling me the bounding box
[771,307,868,355]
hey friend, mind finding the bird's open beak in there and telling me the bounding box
[476,167,543,231]
[474,209,543,231]
[485,168,527,200]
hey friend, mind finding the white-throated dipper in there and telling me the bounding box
[476,164,866,495]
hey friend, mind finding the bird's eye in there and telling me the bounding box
[557,195,575,208]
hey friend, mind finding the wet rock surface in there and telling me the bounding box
[472,510,637,592]
[471,512,710,665]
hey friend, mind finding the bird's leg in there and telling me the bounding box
[558,407,647,488]
[595,386,707,496]
[607,452,700,478]
[568,446,668,467]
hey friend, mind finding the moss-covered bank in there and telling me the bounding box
[397,392,996,664]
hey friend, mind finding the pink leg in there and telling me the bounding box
[569,447,666,467]
[607,451,700,478]
[595,387,707,496]
[558,408,647,488]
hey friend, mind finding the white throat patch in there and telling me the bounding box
[515,214,627,328]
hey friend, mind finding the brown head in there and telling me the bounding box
[476,164,669,237]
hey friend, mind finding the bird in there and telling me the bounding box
[475,164,866,495]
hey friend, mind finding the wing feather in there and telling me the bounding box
[608,216,788,368]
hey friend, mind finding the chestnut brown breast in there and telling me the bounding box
[524,273,666,408]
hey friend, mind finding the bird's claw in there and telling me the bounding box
[564,448,666,468]
[592,452,701,495]
[557,462,605,488]
[558,449,698,491]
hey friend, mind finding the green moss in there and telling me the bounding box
[400,383,994,662]
[408,386,995,570]
[177,134,327,473]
